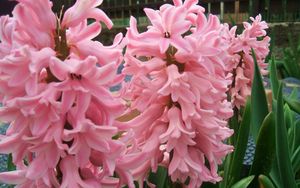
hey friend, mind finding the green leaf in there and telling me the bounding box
[258,175,275,188]
[221,150,233,188]
[297,179,300,187]
[292,146,300,173]
[291,120,300,155]
[274,83,297,188]
[231,175,255,188]
[250,48,269,141]
[284,97,300,114]
[148,166,168,188]
[250,112,276,176]
[222,109,240,188]
[227,98,251,187]
[284,104,294,133]
[289,88,299,100]
[269,56,279,100]
[286,106,298,153]
[7,154,16,171]
[270,155,282,188]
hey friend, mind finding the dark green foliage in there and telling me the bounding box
[227,99,252,187]
[250,49,269,142]
[249,112,275,187]
[273,83,297,188]
[7,154,15,171]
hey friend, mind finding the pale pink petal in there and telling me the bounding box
[49,57,69,81]
[26,155,49,179]
[0,170,26,184]
[159,38,170,53]
[143,8,163,32]
[61,90,77,113]
[88,8,113,29]
[69,22,101,43]
[60,156,92,188]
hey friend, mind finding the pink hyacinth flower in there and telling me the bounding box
[227,14,270,108]
[0,0,136,187]
[120,0,234,186]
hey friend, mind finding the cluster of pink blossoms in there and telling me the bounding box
[0,0,270,187]
[0,0,145,187]
[119,0,269,187]
[225,15,270,108]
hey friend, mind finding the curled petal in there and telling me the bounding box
[62,0,112,29]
